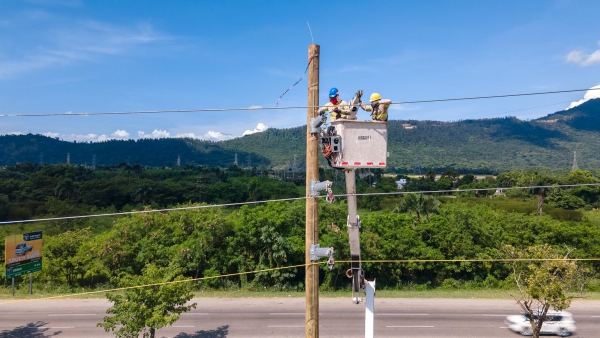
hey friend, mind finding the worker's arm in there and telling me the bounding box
[380,99,392,106]
[360,102,373,112]
[337,100,352,113]
[318,102,332,115]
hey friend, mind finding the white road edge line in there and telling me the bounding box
[48,314,96,316]
[386,326,434,328]
[269,313,304,315]
[378,313,429,316]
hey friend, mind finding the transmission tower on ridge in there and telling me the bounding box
[234,153,238,166]
[92,154,96,170]
[247,154,252,169]
[177,155,181,167]
[413,155,422,175]
[66,153,70,164]
[572,150,578,171]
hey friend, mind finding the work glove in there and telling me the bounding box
[356,89,363,100]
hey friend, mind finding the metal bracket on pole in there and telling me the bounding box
[310,112,327,134]
[309,244,335,270]
[310,180,334,204]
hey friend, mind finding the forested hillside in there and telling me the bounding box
[1,99,600,172]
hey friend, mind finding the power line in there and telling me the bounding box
[1,183,597,226]
[1,257,598,306]
[1,87,598,118]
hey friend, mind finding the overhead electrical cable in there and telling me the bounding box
[1,257,600,306]
[1,183,598,226]
[1,87,598,118]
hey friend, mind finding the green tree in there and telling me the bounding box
[0,194,9,220]
[45,228,92,286]
[98,264,196,338]
[504,244,579,338]
[530,174,557,215]
[394,194,440,224]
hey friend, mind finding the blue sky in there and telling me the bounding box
[1,0,599,142]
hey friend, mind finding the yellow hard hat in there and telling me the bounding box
[370,93,381,102]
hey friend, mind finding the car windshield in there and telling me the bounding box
[524,314,563,321]
[16,244,24,248]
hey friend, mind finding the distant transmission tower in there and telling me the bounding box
[177,155,181,166]
[92,154,96,170]
[234,153,238,166]
[413,155,422,175]
[247,154,252,169]
[66,153,70,164]
[572,151,578,171]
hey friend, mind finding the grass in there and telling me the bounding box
[2,288,600,301]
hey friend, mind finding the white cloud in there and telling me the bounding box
[42,132,59,138]
[567,84,600,109]
[566,42,600,66]
[248,105,262,109]
[204,131,235,141]
[138,129,171,139]
[5,132,24,135]
[111,129,130,139]
[173,131,235,141]
[242,123,268,136]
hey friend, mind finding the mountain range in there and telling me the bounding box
[1,98,600,174]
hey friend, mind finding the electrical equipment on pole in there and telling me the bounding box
[319,116,387,307]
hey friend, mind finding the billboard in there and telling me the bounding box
[5,231,43,279]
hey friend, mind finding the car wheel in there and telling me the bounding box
[557,329,571,337]
[520,330,533,336]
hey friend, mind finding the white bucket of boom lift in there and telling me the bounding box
[329,120,388,169]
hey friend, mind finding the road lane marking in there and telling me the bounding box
[591,316,600,317]
[48,314,96,316]
[378,313,428,316]
[270,313,304,315]
[386,325,434,328]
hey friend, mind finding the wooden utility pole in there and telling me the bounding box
[305,43,320,338]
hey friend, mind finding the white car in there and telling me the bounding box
[14,242,33,256]
[505,310,576,336]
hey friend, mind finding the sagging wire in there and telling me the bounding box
[2,258,599,306]
[0,262,314,306]
[1,87,598,118]
[1,183,598,226]
[275,55,315,107]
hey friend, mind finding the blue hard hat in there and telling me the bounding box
[329,87,339,98]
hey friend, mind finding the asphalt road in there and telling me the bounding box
[0,297,597,337]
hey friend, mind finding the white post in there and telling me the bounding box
[365,279,376,338]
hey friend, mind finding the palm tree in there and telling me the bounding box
[394,194,440,226]
[133,184,153,206]
[530,174,556,215]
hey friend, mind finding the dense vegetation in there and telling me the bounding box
[1,163,599,294]
[2,99,600,172]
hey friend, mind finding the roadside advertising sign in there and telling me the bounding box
[5,231,43,279]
